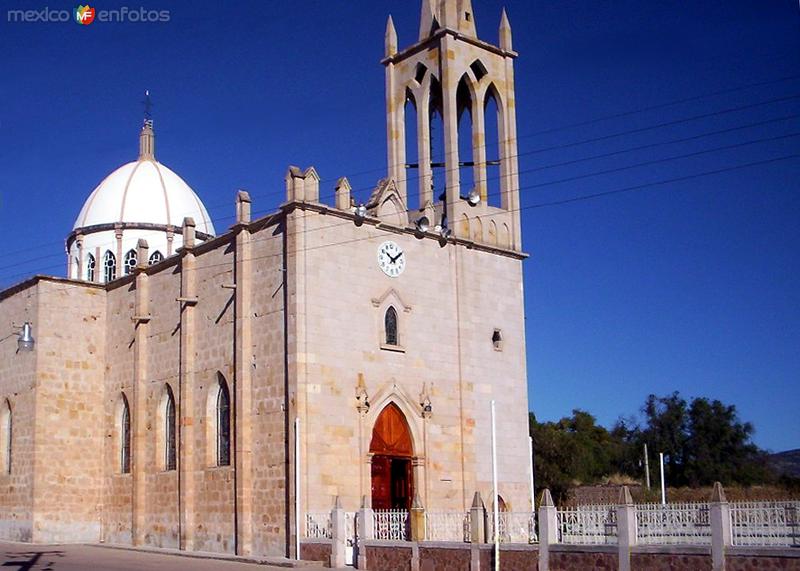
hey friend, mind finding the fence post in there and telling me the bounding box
[538,489,558,571]
[357,496,374,570]
[469,491,487,543]
[616,485,637,571]
[330,496,347,569]
[469,492,486,571]
[710,482,731,571]
[411,492,426,542]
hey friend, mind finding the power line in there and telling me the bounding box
[6,152,796,288]
[3,132,797,282]
[2,92,798,275]
[5,108,795,268]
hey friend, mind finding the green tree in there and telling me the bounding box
[530,410,628,503]
[636,392,689,486]
[683,397,772,486]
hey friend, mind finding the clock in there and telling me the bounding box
[377,240,405,277]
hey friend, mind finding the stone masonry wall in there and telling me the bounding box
[32,280,106,543]
[247,219,290,557]
[289,205,531,514]
[0,281,39,542]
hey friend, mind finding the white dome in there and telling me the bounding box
[73,158,214,235]
[66,122,217,283]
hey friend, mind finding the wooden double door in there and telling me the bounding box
[371,455,413,510]
[369,403,415,511]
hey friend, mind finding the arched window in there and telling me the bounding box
[86,253,96,281]
[148,250,164,265]
[165,386,176,471]
[1,401,11,474]
[103,251,116,282]
[217,379,231,467]
[385,306,398,346]
[123,249,137,275]
[120,395,131,474]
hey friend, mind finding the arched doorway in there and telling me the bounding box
[370,403,414,510]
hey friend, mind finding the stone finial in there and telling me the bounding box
[136,239,149,270]
[302,167,320,202]
[236,190,252,224]
[285,165,304,202]
[360,495,371,509]
[499,8,512,51]
[419,0,436,40]
[139,120,155,160]
[540,489,554,507]
[333,495,342,510]
[471,491,485,509]
[182,217,196,249]
[710,481,727,503]
[285,166,320,203]
[385,15,397,57]
[335,177,352,211]
[618,485,634,505]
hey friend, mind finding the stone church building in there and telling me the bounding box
[0,0,531,559]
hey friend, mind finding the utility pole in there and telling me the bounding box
[643,443,651,490]
[659,452,666,505]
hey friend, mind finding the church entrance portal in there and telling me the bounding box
[370,403,414,510]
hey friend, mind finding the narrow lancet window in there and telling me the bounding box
[385,306,398,346]
[217,379,231,467]
[121,396,131,474]
[1,401,11,474]
[165,387,176,471]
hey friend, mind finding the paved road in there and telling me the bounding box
[0,542,329,571]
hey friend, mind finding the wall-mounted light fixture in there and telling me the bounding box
[461,188,481,207]
[354,204,367,219]
[17,322,35,352]
[414,216,430,234]
[434,223,452,239]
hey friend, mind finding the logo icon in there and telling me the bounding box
[74,5,95,25]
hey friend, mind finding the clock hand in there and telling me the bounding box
[389,251,403,263]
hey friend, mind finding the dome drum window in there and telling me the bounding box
[148,250,164,265]
[103,251,116,282]
[86,253,96,282]
[124,249,138,275]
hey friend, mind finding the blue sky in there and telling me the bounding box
[1,1,798,451]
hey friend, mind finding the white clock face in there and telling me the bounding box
[377,240,405,278]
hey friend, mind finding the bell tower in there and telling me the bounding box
[383,1,521,250]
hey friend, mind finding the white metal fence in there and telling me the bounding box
[373,509,410,541]
[491,511,538,543]
[730,501,800,547]
[426,511,471,542]
[557,505,617,545]
[305,512,332,539]
[303,499,800,548]
[636,502,711,545]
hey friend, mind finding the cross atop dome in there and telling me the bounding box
[139,90,155,160]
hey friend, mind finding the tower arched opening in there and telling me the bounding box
[484,85,502,208]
